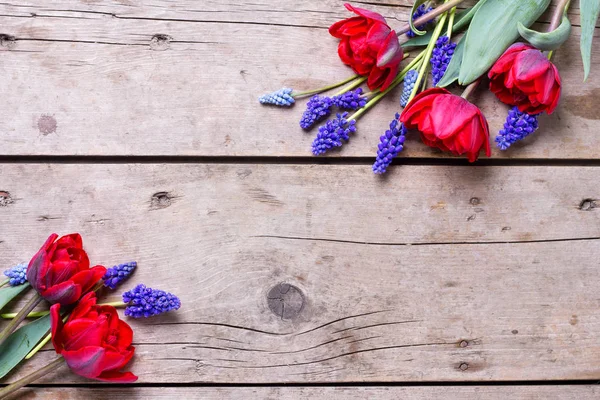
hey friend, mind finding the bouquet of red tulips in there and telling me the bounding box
[0,233,181,397]
[260,0,597,174]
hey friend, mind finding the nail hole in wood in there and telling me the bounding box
[151,192,173,209]
[579,199,597,211]
[469,197,481,206]
[459,340,469,348]
[459,362,469,371]
[267,283,305,321]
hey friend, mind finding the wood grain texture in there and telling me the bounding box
[0,164,598,384]
[4,386,600,400]
[0,0,599,158]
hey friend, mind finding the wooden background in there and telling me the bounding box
[0,0,599,398]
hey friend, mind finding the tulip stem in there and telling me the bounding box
[547,0,571,60]
[461,79,480,100]
[292,75,360,98]
[1,310,50,319]
[0,356,65,398]
[0,293,42,347]
[0,279,8,289]
[396,0,466,36]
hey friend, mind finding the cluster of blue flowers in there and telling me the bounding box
[400,70,419,107]
[311,112,357,155]
[258,88,295,107]
[406,4,434,38]
[300,88,366,130]
[103,261,137,290]
[3,263,27,286]
[122,284,181,318]
[373,114,407,174]
[496,106,540,150]
[431,35,457,86]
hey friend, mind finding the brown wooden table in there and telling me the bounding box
[0,1,599,398]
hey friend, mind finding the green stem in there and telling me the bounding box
[0,293,42,346]
[460,78,480,100]
[396,0,466,36]
[26,330,51,360]
[293,75,360,98]
[0,357,65,398]
[547,0,571,60]
[447,6,457,39]
[1,310,49,319]
[348,51,426,122]
[332,76,367,97]
[97,301,127,308]
[408,8,449,103]
[0,279,9,289]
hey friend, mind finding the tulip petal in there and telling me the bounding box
[42,280,82,305]
[95,370,138,383]
[376,31,403,68]
[62,346,107,379]
[69,265,107,295]
[69,292,98,321]
[50,303,64,353]
[344,3,388,26]
[26,233,58,291]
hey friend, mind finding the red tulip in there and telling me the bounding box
[50,292,137,383]
[26,233,106,305]
[330,3,403,90]
[400,88,491,162]
[488,43,561,114]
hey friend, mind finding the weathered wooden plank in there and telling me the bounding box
[4,386,599,400]
[0,164,598,384]
[0,1,599,158]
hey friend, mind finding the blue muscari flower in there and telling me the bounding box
[258,88,295,107]
[103,261,137,290]
[300,95,333,130]
[311,112,356,155]
[332,88,367,110]
[400,70,419,107]
[431,36,457,86]
[406,5,434,38]
[373,113,407,174]
[122,284,181,318]
[496,106,540,150]
[3,263,27,286]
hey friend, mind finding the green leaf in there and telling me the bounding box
[0,283,30,312]
[580,0,600,81]
[459,0,551,85]
[518,14,571,51]
[436,34,466,87]
[0,314,50,379]
[402,6,478,48]
[409,0,430,37]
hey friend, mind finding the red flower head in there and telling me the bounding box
[26,233,106,305]
[488,43,561,114]
[50,292,137,383]
[400,88,491,162]
[329,3,403,91]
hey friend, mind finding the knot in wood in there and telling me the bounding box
[579,199,597,211]
[0,34,16,49]
[151,192,173,209]
[469,197,481,206]
[0,191,13,207]
[150,34,172,51]
[459,362,469,371]
[267,283,305,320]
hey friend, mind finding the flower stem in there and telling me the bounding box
[332,76,368,97]
[293,75,360,98]
[97,301,127,308]
[447,6,457,39]
[396,0,466,36]
[0,279,8,289]
[460,79,480,100]
[348,50,426,122]
[0,357,65,398]
[547,0,571,60]
[0,293,42,346]
[1,310,50,319]
[26,313,68,360]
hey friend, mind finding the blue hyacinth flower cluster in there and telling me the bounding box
[122,284,181,318]
[496,106,540,150]
[300,95,334,129]
[373,114,407,174]
[259,88,295,107]
[431,36,457,86]
[407,4,434,38]
[311,112,357,155]
[400,70,419,107]
[332,88,367,110]
[103,261,137,290]
[3,263,27,286]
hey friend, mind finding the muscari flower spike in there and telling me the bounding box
[3,263,27,286]
[373,113,407,174]
[103,261,137,290]
[431,35,457,86]
[406,4,434,38]
[400,70,419,107]
[496,106,540,150]
[300,95,334,129]
[122,284,181,318]
[332,88,367,110]
[311,112,357,155]
[258,88,295,107]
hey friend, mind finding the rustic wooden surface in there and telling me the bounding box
[1,0,599,398]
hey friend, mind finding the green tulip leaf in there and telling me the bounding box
[0,283,30,312]
[402,6,478,48]
[459,0,551,85]
[580,0,600,81]
[0,314,50,379]
[518,14,571,51]
[409,0,430,37]
[436,34,466,87]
